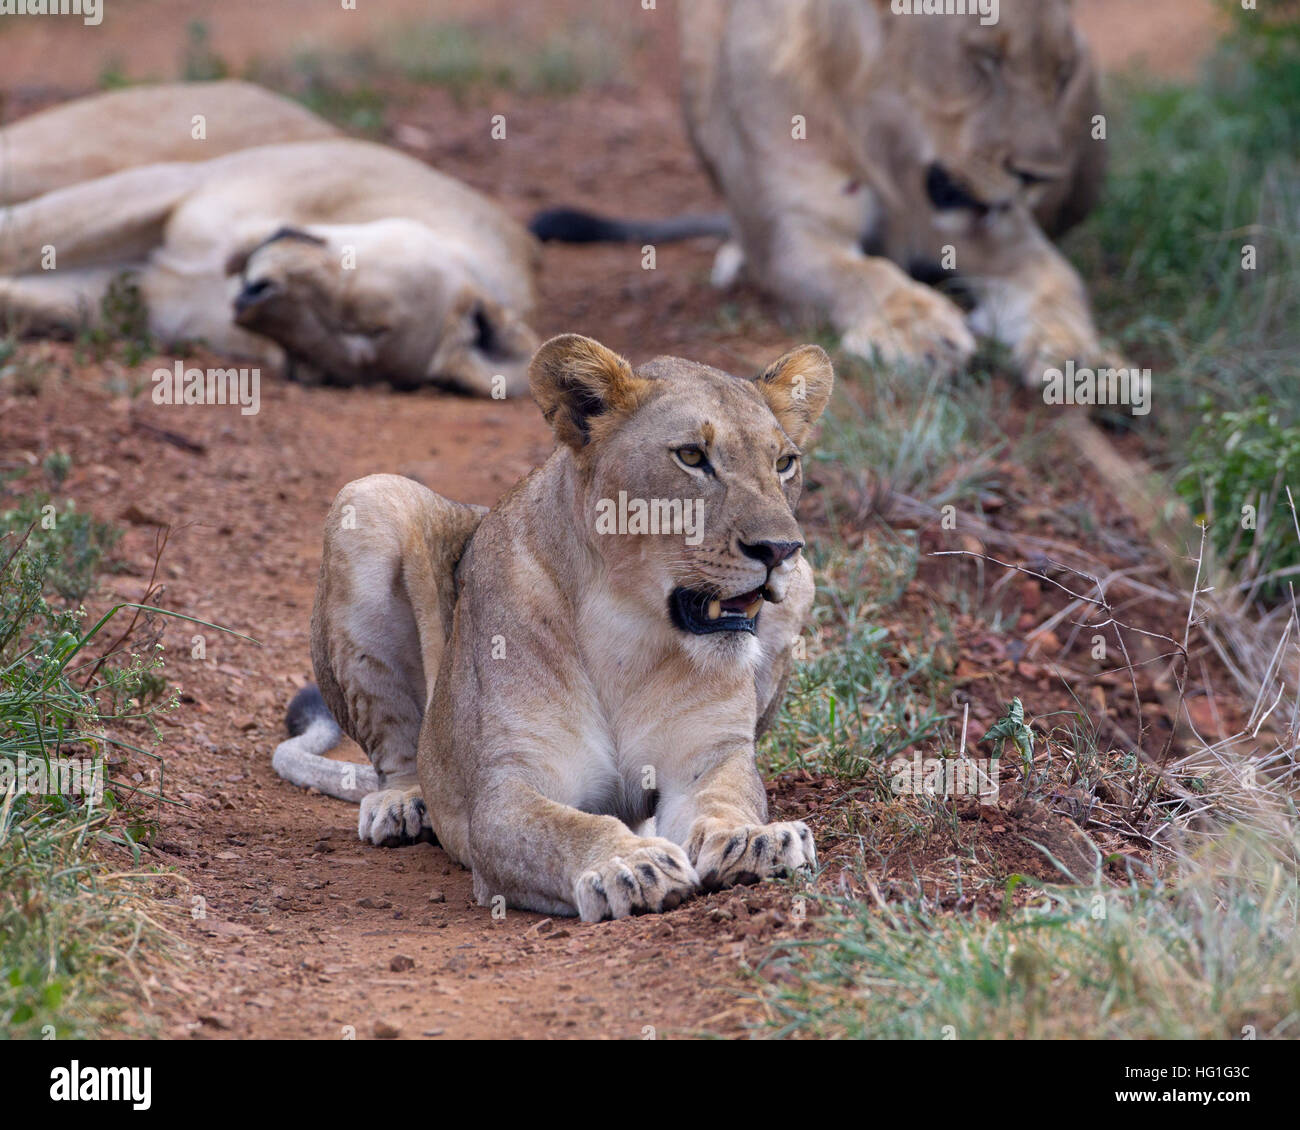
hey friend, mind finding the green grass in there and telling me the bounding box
[0,481,177,1038]
[1175,400,1300,600]
[814,355,1013,516]
[756,826,1300,1040]
[1065,9,1300,441]
[386,19,624,98]
[762,535,953,783]
[276,52,389,135]
[245,15,635,132]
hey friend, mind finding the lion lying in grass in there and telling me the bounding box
[0,81,540,396]
[273,334,832,920]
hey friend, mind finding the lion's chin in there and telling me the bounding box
[678,623,764,677]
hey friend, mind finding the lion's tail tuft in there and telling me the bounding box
[271,684,376,802]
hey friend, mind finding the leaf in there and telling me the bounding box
[981,697,1035,764]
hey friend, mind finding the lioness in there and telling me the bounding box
[272,334,832,920]
[535,0,1111,385]
[0,83,539,395]
[0,81,337,205]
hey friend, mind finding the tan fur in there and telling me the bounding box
[0,81,338,205]
[681,0,1115,383]
[299,335,833,920]
[0,83,539,395]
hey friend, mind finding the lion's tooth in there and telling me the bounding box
[707,600,722,620]
[745,598,763,618]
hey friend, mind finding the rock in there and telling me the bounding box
[427,889,446,903]
[723,896,749,919]
[390,954,415,973]
[373,1020,401,1040]
[119,502,166,526]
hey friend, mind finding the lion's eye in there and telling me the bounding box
[674,446,707,470]
[1057,59,1076,97]
[776,454,798,476]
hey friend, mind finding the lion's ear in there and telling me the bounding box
[755,345,834,445]
[529,334,646,449]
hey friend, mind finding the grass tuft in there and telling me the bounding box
[0,488,175,1038]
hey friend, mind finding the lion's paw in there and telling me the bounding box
[693,821,816,892]
[574,840,700,922]
[358,785,435,848]
[843,283,975,375]
[1013,317,1123,391]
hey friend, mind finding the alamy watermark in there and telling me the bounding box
[1042,360,1152,417]
[152,360,260,416]
[595,491,704,546]
[0,756,104,803]
[0,0,102,26]
[890,0,999,27]
[890,752,1001,805]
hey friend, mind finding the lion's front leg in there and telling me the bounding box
[960,215,1115,387]
[762,220,976,375]
[656,750,816,894]
[467,776,699,921]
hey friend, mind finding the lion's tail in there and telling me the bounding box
[271,684,377,802]
[528,206,731,245]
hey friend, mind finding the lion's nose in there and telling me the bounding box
[740,539,803,568]
[234,276,277,316]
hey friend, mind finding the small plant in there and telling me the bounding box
[282,51,388,134]
[75,273,153,366]
[981,697,1036,777]
[1176,400,1300,601]
[97,58,130,89]
[181,20,229,83]
[41,452,72,488]
[0,494,120,604]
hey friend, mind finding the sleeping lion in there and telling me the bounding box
[272,334,832,920]
[534,0,1113,385]
[0,82,540,396]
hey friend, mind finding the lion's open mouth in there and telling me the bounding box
[670,586,768,635]
[926,163,992,216]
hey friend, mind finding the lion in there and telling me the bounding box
[272,333,833,920]
[533,0,1111,385]
[0,81,338,205]
[0,83,539,396]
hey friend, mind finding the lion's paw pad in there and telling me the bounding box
[696,821,816,892]
[574,841,700,922]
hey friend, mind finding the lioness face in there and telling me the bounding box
[530,336,833,669]
[227,221,534,395]
[879,0,1087,217]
